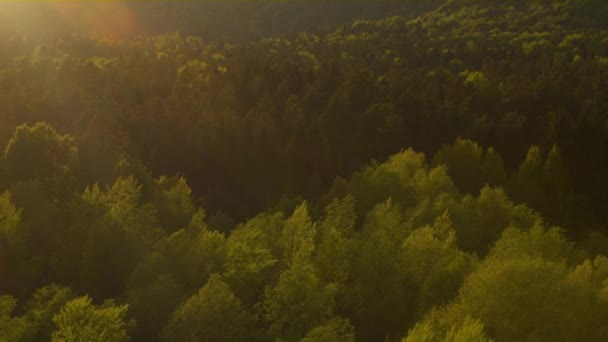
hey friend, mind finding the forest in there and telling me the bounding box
[1,0,608,341]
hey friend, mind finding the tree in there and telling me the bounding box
[3,181,60,296]
[487,223,573,263]
[163,275,252,342]
[52,296,130,342]
[261,263,337,341]
[507,144,584,230]
[223,213,283,307]
[403,320,438,342]
[455,186,539,254]
[567,256,608,339]
[78,178,163,299]
[432,138,484,194]
[18,285,74,342]
[458,258,593,341]
[153,176,196,233]
[104,176,162,248]
[347,199,415,341]
[3,122,77,190]
[314,196,356,285]
[0,191,21,244]
[482,147,507,187]
[280,202,316,268]
[125,210,226,341]
[347,148,426,214]
[509,145,544,212]
[301,317,355,342]
[126,275,182,342]
[541,145,578,227]
[400,213,475,315]
[405,316,493,342]
[0,285,73,342]
[444,317,493,342]
[0,191,21,293]
[0,295,29,342]
[432,139,508,195]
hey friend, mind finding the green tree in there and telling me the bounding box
[458,258,591,341]
[17,285,74,342]
[163,275,252,342]
[0,191,21,293]
[104,176,162,248]
[79,178,162,299]
[482,147,507,187]
[456,186,539,254]
[153,176,196,233]
[126,275,182,342]
[405,316,493,342]
[432,138,484,194]
[0,295,29,342]
[403,320,438,342]
[347,148,426,214]
[487,223,573,262]
[314,196,356,285]
[348,199,414,341]
[125,211,225,341]
[52,296,130,342]
[3,181,60,295]
[223,213,283,307]
[541,145,578,227]
[400,213,475,315]
[0,191,21,244]
[280,202,316,268]
[3,122,77,192]
[301,317,355,342]
[261,263,337,341]
[432,139,507,195]
[444,317,493,342]
[0,286,73,342]
[509,146,544,211]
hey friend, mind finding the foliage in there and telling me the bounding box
[0,1,606,341]
[163,275,252,342]
[51,296,130,342]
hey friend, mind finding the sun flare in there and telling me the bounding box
[0,1,140,38]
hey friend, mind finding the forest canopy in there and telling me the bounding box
[1,0,608,341]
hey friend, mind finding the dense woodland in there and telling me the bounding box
[1,0,608,341]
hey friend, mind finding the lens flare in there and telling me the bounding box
[0,1,141,38]
[56,2,140,38]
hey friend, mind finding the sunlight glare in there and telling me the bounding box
[0,1,140,38]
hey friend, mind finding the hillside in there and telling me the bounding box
[1,1,608,341]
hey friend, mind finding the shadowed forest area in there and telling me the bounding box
[1,0,608,341]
